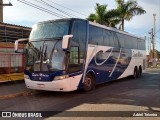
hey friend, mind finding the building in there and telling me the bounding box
[0,22,31,82]
[0,0,31,81]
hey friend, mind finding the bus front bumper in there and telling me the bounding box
[25,78,72,92]
[24,74,82,92]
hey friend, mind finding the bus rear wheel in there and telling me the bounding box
[133,67,138,79]
[83,74,95,92]
[139,66,142,77]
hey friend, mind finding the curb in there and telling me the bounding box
[0,90,40,100]
[0,79,24,86]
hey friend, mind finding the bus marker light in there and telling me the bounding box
[24,75,30,79]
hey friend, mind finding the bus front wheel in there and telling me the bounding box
[83,74,95,92]
[133,67,138,78]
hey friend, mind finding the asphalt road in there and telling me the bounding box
[0,68,160,120]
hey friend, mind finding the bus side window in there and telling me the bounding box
[69,46,81,73]
[112,32,119,48]
[89,25,103,45]
[103,30,110,46]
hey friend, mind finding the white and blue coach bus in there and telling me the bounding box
[15,18,146,92]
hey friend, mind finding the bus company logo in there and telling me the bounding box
[39,73,49,77]
[133,51,143,57]
[32,73,49,77]
[32,73,39,77]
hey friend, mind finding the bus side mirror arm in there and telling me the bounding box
[62,35,73,50]
[15,38,28,53]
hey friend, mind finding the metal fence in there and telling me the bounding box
[0,53,25,74]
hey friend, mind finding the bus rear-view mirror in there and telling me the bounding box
[15,38,28,53]
[62,35,73,50]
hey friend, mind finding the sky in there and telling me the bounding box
[3,0,160,51]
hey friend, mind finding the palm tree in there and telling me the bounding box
[88,3,107,25]
[115,0,146,31]
[87,3,119,27]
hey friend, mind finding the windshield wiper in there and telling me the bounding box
[40,41,45,71]
[35,60,41,64]
[44,45,48,61]
[43,59,50,64]
[49,40,59,61]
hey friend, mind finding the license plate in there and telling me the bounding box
[37,84,45,88]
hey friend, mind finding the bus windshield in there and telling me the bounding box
[29,21,70,40]
[25,20,70,72]
[26,40,65,72]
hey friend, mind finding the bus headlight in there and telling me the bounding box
[26,66,32,71]
[54,75,69,80]
[24,74,30,79]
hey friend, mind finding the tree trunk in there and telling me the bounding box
[122,18,124,31]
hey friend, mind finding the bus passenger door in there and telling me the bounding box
[68,20,87,90]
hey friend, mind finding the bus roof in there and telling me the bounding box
[33,18,145,41]
[36,18,85,25]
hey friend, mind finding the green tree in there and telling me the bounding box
[87,3,119,27]
[115,0,146,31]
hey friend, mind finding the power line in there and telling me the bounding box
[17,0,75,33]
[17,0,62,18]
[17,0,70,32]
[34,0,77,18]
[17,0,66,18]
[46,0,87,17]
[41,0,78,18]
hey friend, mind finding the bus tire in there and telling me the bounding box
[133,67,138,79]
[83,74,95,92]
[139,66,142,77]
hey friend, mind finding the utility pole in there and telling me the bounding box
[147,37,150,67]
[148,37,150,55]
[153,13,156,59]
[0,0,12,22]
[153,13,157,66]
[0,0,3,22]
[151,28,154,59]
[148,28,153,66]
